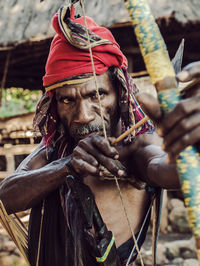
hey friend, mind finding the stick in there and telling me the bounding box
[113,116,149,144]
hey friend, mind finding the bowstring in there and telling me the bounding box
[79,0,107,139]
[79,1,144,265]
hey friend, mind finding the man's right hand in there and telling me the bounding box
[69,134,127,178]
[136,61,200,163]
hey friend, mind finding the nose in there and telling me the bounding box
[73,101,95,124]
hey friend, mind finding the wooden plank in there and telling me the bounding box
[0,144,38,180]
[0,144,38,156]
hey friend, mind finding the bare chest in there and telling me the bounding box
[84,176,151,247]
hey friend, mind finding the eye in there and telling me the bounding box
[90,92,98,100]
[90,90,107,100]
[99,90,106,97]
[62,97,74,104]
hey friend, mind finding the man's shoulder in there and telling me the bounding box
[15,140,48,172]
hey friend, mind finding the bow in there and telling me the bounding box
[124,0,200,262]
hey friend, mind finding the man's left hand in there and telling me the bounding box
[69,134,127,179]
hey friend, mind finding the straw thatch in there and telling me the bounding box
[1,0,200,45]
[0,0,200,90]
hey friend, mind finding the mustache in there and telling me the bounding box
[71,124,104,136]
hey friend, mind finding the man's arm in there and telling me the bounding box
[0,141,70,214]
[117,132,180,189]
[129,141,180,189]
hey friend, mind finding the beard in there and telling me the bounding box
[70,123,105,138]
[61,105,120,142]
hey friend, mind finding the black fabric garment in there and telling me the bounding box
[118,237,138,264]
[28,188,99,266]
[28,189,152,266]
[28,143,69,266]
[28,189,69,266]
[117,209,151,264]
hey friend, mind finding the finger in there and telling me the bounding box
[159,95,200,136]
[165,125,200,160]
[70,157,99,176]
[136,92,162,123]
[93,152,126,177]
[80,135,118,158]
[73,146,98,167]
[163,112,200,150]
[177,61,200,82]
[116,135,145,160]
[108,137,120,159]
[77,137,124,176]
[93,135,119,157]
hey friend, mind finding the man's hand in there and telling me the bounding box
[136,61,200,163]
[69,134,127,178]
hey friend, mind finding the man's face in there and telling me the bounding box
[55,71,120,142]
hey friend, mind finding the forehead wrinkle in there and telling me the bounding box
[56,86,79,98]
[55,71,113,97]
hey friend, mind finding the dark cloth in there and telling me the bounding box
[28,188,101,266]
[118,238,138,264]
[117,208,151,265]
[28,190,152,266]
[28,190,69,266]
[28,144,98,266]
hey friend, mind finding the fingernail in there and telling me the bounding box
[118,170,125,176]
[166,155,174,164]
[177,71,189,81]
[114,154,119,160]
[157,129,163,137]
[99,171,103,176]
[93,161,98,166]
[162,143,166,151]
[166,155,170,164]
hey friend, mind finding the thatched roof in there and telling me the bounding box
[0,0,200,90]
[1,0,200,45]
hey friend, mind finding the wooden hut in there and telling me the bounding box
[0,0,200,90]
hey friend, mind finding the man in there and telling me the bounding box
[0,5,200,266]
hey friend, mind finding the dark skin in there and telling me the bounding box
[0,62,200,246]
[55,73,123,178]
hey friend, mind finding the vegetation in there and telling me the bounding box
[0,88,42,118]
